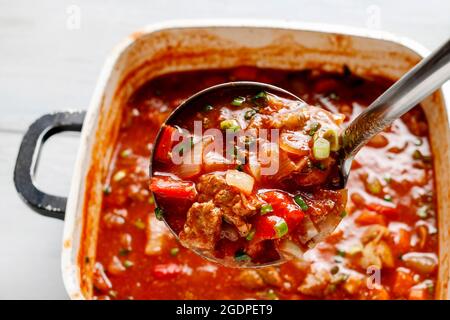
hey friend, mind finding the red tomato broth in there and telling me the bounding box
[91,67,438,300]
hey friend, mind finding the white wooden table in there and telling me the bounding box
[1,0,449,299]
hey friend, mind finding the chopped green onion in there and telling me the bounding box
[244,109,257,120]
[366,177,382,195]
[308,122,321,136]
[246,229,256,241]
[412,149,432,163]
[330,265,339,275]
[235,250,251,262]
[294,195,309,211]
[412,149,422,160]
[134,219,146,230]
[332,273,349,284]
[113,170,126,182]
[340,210,347,218]
[203,104,214,112]
[155,207,164,221]
[170,247,180,256]
[253,91,267,100]
[315,162,327,171]
[383,194,393,202]
[260,203,274,215]
[123,260,134,268]
[322,128,340,151]
[273,217,288,238]
[236,164,244,171]
[427,282,435,295]
[313,137,330,160]
[120,148,132,158]
[118,248,131,256]
[328,92,339,101]
[220,119,241,132]
[231,96,246,106]
[327,284,337,293]
[414,138,423,146]
[266,289,278,300]
[336,249,346,257]
[417,206,428,219]
[383,175,392,184]
[103,185,112,195]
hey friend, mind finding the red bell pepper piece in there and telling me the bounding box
[154,125,177,162]
[254,191,305,240]
[260,191,305,229]
[150,176,197,201]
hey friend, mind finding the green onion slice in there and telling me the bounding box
[294,195,309,211]
[322,128,340,151]
[220,119,241,132]
[260,203,274,215]
[170,247,180,256]
[231,96,246,106]
[313,137,330,160]
[155,207,164,221]
[253,91,267,100]
[272,217,288,238]
[244,109,257,120]
[308,122,321,136]
[113,170,126,182]
[235,250,251,262]
[134,219,146,230]
[203,104,214,112]
[246,229,256,241]
[120,148,132,158]
[123,260,134,268]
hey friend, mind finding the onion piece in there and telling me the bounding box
[279,132,311,156]
[172,142,203,179]
[225,170,254,195]
[247,152,261,182]
[279,240,304,260]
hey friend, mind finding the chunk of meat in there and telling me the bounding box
[196,173,261,236]
[179,201,222,250]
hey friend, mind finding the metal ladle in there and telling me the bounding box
[150,38,450,267]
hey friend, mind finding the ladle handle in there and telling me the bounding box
[343,38,450,158]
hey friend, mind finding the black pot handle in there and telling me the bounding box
[14,111,86,220]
